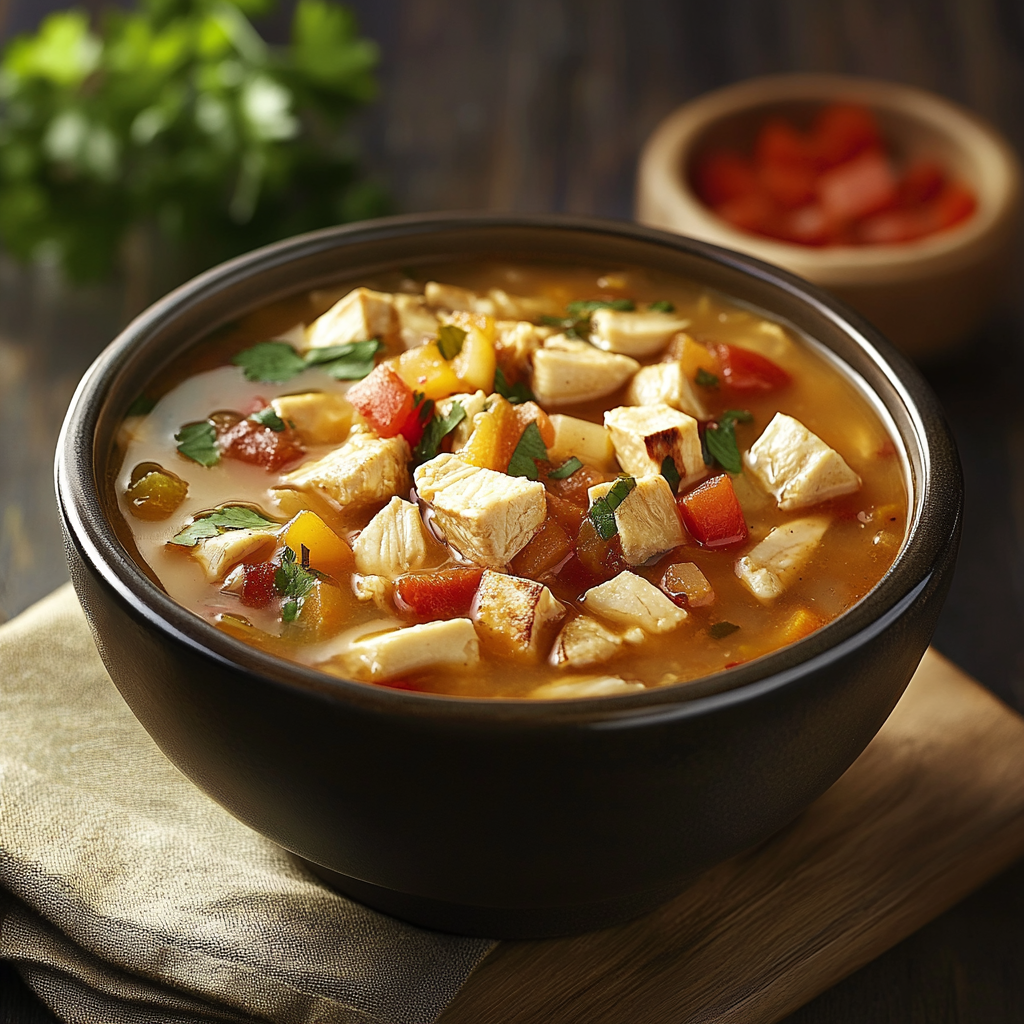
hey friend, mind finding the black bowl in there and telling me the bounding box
[56,214,961,938]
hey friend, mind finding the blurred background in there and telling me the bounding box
[2,2,1024,1021]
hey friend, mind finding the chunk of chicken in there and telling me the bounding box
[625,361,708,420]
[304,287,397,350]
[282,430,411,511]
[425,282,562,321]
[531,335,640,407]
[494,320,549,372]
[744,413,862,511]
[734,516,831,602]
[271,392,353,445]
[548,615,644,669]
[414,453,546,568]
[425,281,487,313]
[472,570,565,660]
[344,618,480,680]
[392,293,439,349]
[353,496,437,579]
[191,529,277,582]
[581,571,687,634]
[588,474,685,565]
[590,308,691,358]
[531,675,645,699]
[547,413,617,472]
[604,404,706,489]
[352,573,391,611]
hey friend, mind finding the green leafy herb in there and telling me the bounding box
[708,621,740,640]
[493,366,535,405]
[437,324,467,360]
[169,505,279,547]
[507,421,549,480]
[695,367,719,388]
[565,298,636,317]
[175,421,220,467]
[250,406,286,432]
[548,456,583,480]
[704,409,754,474]
[126,395,156,416]
[233,342,307,383]
[588,475,636,540]
[414,400,466,463]
[648,300,675,313]
[274,546,321,623]
[304,339,384,380]
[660,455,681,492]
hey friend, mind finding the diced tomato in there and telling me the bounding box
[755,118,814,172]
[545,463,607,507]
[511,519,573,578]
[398,394,433,448]
[932,181,976,230]
[218,418,304,470]
[394,567,484,620]
[715,343,791,392]
[545,492,584,536]
[759,161,816,210]
[693,150,758,206]
[776,203,836,246]
[817,149,897,222]
[513,401,556,447]
[240,562,277,608]
[346,364,415,438]
[898,159,945,207]
[856,209,928,245]
[811,103,881,168]
[715,192,777,235]
[555,554,600,596]
[678,474,748,548]
[574,517,626,582]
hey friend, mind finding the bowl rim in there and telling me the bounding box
[56,211,962,726]
[637,72,1022,281]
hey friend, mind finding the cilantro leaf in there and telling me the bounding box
[648,300,675,313]
[539,313,590,340]
[565,298,636,317]
[588,475,636,540]
[708,621,740,639]
[126,395,156,416]
[305,339,384,380]
[250,406,286,432]
[493,366,535,405]
[175,421,220,467]
[414,400,466,463]
[275,546,320,622]
[705,409,753,474]
[695,367,719,388]
[507,421,549,480]
[548,456,583,480]
[660,455,681,492]
[437,324,467,360]
[169,505,279,547]
[232,342,307,383]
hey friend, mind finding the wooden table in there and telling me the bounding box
[3,0,1024,1020]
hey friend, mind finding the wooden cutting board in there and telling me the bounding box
[438,648,1024,1024]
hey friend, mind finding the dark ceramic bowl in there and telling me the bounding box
[56,214,961,939]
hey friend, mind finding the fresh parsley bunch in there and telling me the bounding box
[0,0,387,283]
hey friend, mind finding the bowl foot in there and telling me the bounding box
[294,857,683,938]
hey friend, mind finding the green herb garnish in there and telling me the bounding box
[274,545,322,623]
[548,456,583,480]
[565,298,636,317]
[250,406,286,432]
[660,455,681,492]
[695,367,719,389]
[126,395,156,416]
[648,300,675,313]
[588,475,636,540]
[507,421,549,480]
[493,366,535,405]
[414,400,466,463]
[709,621,740,640]
[169,506,279,547]
[175,421,220,467]
[232,339,383,384]
[437,324,467,360]
[704,409,753,474]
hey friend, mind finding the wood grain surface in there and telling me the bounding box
[439,649,1024,1023]
[4,1,1024,1021]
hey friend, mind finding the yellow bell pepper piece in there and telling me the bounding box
[453,326,497,393]
[394,343,462,400]
[279,510,353,579]
[460,396,518,472]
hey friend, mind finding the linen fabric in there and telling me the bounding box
[0,585,495,1024]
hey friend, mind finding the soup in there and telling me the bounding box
[112,263,908,699]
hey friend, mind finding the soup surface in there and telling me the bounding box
[113,262,908,699]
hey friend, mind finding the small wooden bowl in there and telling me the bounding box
[637,74,1022,359]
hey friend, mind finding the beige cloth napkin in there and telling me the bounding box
[0,585,496,1024]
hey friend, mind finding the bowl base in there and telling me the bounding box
[295,858,683,938]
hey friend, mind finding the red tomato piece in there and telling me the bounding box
[776,203,836,246]
[394,567,484,620]
[898,159,946,207]
[240,562,277,609]
[931,181,976,230]
[755,118,814,172]
[346,364,415,438]
[811,103,882,168]
[715,192,777,235]
[678,475,748,548]
[693,150,758,206]
[856,209,928,245]
[817,149,897,222]
[398,395,433,447]
[715,343,792,392]
[758,161,816,210]
[218,419,305,470]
